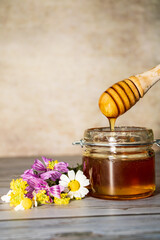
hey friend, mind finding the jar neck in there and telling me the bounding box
[83,145,154,160]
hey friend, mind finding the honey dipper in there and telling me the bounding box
[99,64,160,130]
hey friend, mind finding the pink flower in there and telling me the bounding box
[28,177,64,199]
[31,157,69,181]
[21,169,39,181]
[40,171,61,181]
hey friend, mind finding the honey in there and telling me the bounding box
[83,154,155,200]
[109,118,116,131]
[80,127,156,200]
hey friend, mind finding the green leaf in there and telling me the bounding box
[68,163,83,172]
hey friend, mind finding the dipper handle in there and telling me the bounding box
[99,64,160,119]
[130,64,160,97]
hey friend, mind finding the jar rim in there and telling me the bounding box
[82,126,154,147]
[86,126,152,133]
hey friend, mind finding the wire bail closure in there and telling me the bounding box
[72,140,84,148]
[154,139,160,147]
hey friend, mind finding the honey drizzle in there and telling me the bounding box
[109,118,116,131]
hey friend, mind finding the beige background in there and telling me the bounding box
[0,0,160,157]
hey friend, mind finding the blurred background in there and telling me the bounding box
[0,0,160,157]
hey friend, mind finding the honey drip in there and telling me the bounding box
[109,118,116,131]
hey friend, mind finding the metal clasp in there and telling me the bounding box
[154,139,160,147]
[72,139,84,148]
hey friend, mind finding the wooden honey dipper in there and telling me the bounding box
[99,64,160,130]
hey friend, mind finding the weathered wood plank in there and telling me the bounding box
[0,214,160,240]
[1,192,160,221]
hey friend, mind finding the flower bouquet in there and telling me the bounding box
[1,157,89,210]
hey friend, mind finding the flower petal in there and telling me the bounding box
[73,191,81,199]
[67,191,74,199]
[54,162,69,173]
[32,159,46,172]
[60,174,70,183]
[50,185,64,198]
[59,180,68,188]
[28,177,47,189]
[75,170,83,178]
[21,169,39,180]
[75,170,89,187]
[40,171,52,180]
[25,185,34,199]
[50,171,62,181]
[75,174,86,183]
[68,170,75,181]
[81,179,90,187]
[25,191,34,199]
[40,171,61,181]
[76,177,90,187]
[59,185,65,192]
[1,190,12,203]
[79,187,89,198]
[41,156,52,167]
[14,202,24,211]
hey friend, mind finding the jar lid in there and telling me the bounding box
[73,126,160,147]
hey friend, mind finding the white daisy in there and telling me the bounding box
[1,190,12,203]
[59,170,89,199]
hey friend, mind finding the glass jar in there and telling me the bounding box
[73,127,159,200]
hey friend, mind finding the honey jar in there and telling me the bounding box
[73,127,160,200]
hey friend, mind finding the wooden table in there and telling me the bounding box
[0,153,160,240]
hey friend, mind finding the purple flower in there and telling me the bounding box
[49,185,64,198]
[53,162,69,172]
[31,159,46,172]
[21,169,39,181]
[25,185,34,199]
[28,177,47,190]
[41,156,52,166]
[28,177,64,199]
[31,157,69,181]
[40,171,62,181]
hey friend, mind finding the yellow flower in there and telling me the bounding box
[68,180,80,192]
[10,178,28,193]
[54,193,70,205]
[47,160,58,170]
[75,197,82,200]
[10,190,25,207]
[34,190,50,205]
[14,198,33,211]
[9,178,28,207]
[22,198,33,209]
